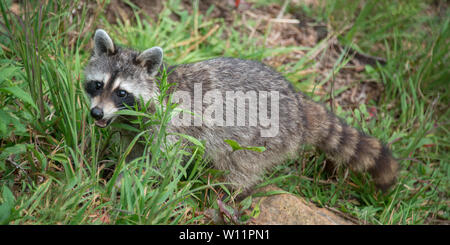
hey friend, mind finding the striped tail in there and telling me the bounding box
[300,96,399,191]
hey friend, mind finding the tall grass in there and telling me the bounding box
[0,0,210,224]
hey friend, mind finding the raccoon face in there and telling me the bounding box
[84,29,163,127]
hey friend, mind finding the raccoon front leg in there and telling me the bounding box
[224,166,261,197]
[299,95,399,191]
[209,150,266,198]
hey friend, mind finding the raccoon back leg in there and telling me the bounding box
[300,95,399,191]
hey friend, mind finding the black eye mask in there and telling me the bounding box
[112,89,136,109]
[84,80,103,97]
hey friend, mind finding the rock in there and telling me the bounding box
[245,185,353,225]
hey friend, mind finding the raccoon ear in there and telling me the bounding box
[136,47,163,75]
[94,29,115,56]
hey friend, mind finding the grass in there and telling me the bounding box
[0,0,448,224]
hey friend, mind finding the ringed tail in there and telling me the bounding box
[300,96,399,191]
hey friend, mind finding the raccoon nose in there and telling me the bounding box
[90,107,104,120]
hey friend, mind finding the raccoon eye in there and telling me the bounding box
[95,81,103,90]
[117,89,127,98]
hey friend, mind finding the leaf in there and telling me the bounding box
[111,122,141,133]
[224,139,266,153]
[0,109,11,134]
[365,65,380,80]
[224,139,241,151]
[0,65,19,85]
[114,109,151,118]
[0,203,12,225]
[2,185,15,205]
[0,186,16,225]
[217,199,238,223]
[0,144,28,160]
[250,199,262,219]
[0,86,38,110]
[171,133,205,149]
[259,189,290,196]
[244,146,266,153]
[240,195,253,210]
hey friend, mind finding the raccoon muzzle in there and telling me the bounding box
[91,107,104,120]
[90,107,113,128]
[301,97,399,191]
[94,118,112,128]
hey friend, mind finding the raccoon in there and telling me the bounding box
[84,29,399,194]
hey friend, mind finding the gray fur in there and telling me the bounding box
[84,30,398,194]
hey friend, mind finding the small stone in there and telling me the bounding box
[244,185,352,225]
